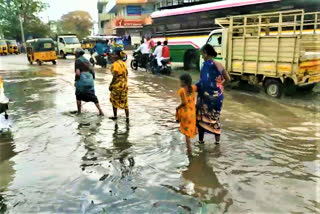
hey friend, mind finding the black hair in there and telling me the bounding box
[75,49,85,58]
[180,73,193,94]
[163,41,168,45]
[106,39,109,44]
[141,40,144,44]
[114,50,121,58]
[157,41,161,46]
[201,44,217,57]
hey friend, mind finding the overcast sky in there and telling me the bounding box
[40,0,99,22]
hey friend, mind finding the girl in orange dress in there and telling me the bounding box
[176,74,197,153]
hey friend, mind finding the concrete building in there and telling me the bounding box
[98,0,156,44]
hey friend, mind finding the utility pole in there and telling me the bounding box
[19,14,25,43]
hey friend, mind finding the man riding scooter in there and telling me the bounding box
[91,39,111,67]
[152,41,163,74]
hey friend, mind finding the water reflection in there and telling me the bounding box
[112,122,134,179]
[0,131,16,213]
[181,146,233,212]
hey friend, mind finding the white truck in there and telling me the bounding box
[57,35,81,58]
[204,10,320,98]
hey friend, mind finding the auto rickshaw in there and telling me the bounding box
[0,40,8,55]
[81,38,95,51]
[26,38,57,66]
[6,40,19,54]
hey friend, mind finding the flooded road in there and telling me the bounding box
[0,54,319,213]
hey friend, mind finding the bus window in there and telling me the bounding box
[207,34,222,47]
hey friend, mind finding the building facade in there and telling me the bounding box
[98,0,156,44]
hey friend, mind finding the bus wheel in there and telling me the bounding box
[184,50,198,70]
[37,60,42,66]
[264,79,283,98]
[52,60,56,65]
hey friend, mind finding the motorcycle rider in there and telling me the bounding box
[153,41,163,73]
[158,40,170,67]
[135,40,150,66]
[92,39,110,63]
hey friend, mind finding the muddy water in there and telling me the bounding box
[0,55,319,213]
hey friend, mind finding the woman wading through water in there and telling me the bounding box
[196,44,230,144]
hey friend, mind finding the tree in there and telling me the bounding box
[59,11,93,39]
[0,0,50,41]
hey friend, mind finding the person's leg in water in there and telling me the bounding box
[109,106,118,120]
[198,125,205,144]
[185,135,192,154]
[215,134,220,144]
[77,100,82,114]
[125,109,129,121]
[95,102,104,116]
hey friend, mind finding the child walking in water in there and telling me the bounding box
[176,74,197,153]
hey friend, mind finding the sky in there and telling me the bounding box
[40,0,99,22]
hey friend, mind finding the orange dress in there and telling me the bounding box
[176,85,197,138]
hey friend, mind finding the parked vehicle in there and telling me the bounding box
[6,40,18,54]
[130,51,152,71]
[0,40,8,55]
[57,35,81,58]
[205,10,320,98]
[26,38,57,66]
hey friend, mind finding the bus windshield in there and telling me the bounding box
[64,37,80,44]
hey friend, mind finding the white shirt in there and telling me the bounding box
[136,43,149,54]
[153,45,163,59]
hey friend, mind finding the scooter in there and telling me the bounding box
[89,52,109,68]
[130,51,152,71]
[149,56,172,75]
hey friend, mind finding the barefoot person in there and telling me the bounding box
[109,50,129,120]
[75,49,104,115]
[196,44,230,144]
[176,74,197,153]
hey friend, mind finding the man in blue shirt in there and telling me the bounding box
[92,39,110,63]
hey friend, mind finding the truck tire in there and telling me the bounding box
[60,51,66,59]
[264,79,283,98]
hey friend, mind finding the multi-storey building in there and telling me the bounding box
[98,0,156,42]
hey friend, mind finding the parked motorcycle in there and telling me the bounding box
[130,51,152,71]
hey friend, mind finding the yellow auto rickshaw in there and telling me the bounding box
[26,38,57,66]
[6,40,19,54]
[0,40,8,55]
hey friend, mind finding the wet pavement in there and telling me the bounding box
[0,54,319,213]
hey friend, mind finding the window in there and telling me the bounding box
[59,38,64,43]
[207,33,222,47]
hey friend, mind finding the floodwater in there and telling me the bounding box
[0,54,319,213]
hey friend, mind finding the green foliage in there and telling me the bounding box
[0,0,50,40]
[59,11,93,40]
